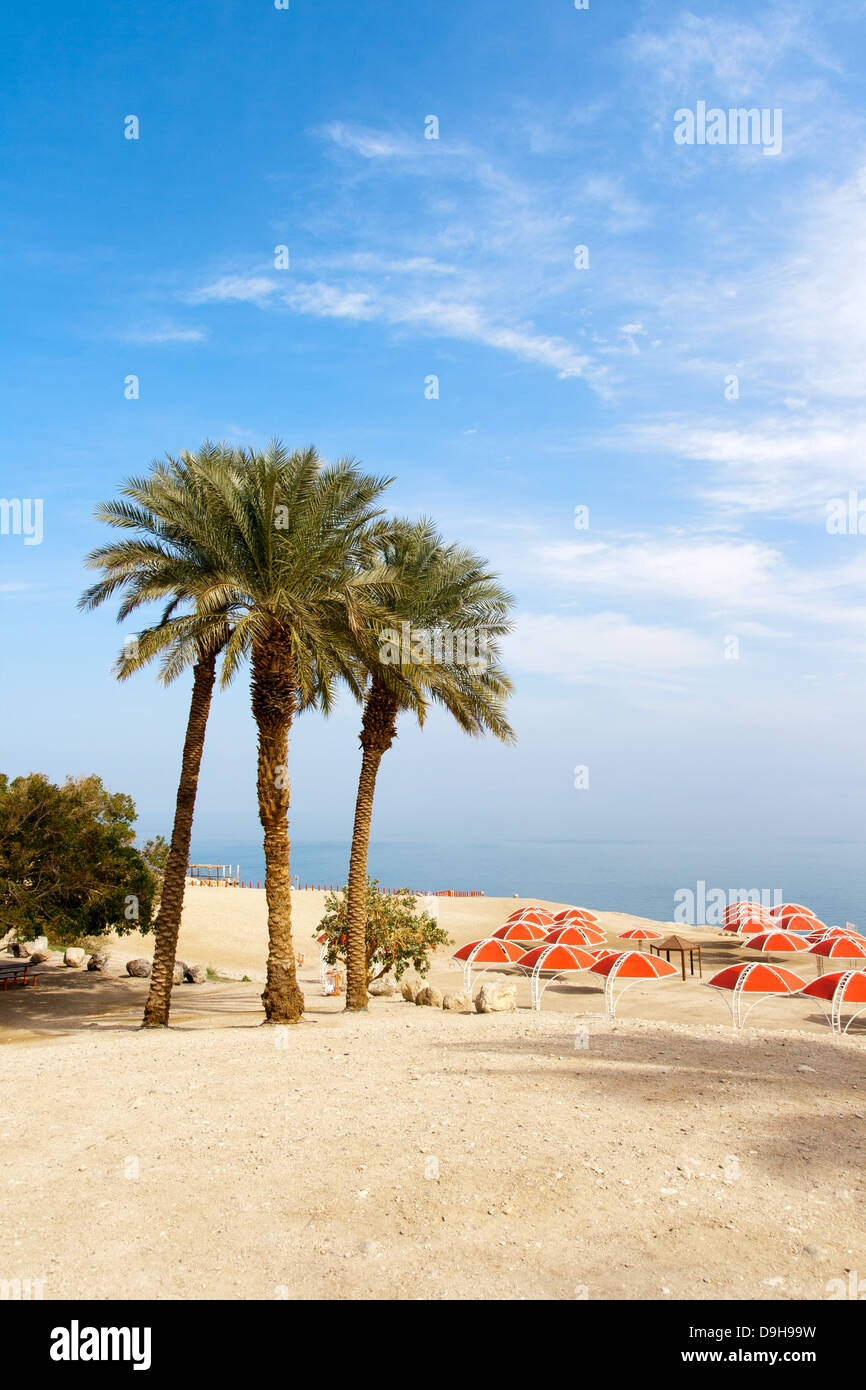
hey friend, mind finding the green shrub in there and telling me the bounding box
[317,878,451,984]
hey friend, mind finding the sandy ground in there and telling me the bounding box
[2,888,864,1301]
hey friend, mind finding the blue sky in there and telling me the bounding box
[2,0,866,854]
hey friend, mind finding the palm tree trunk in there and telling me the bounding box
[142,652,217,1028]
[252,631,304,1024]
[345,677,399,1010]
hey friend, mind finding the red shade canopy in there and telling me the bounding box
[810,936,866,960]
[590,950,678,980]
[492,919,549,942]
[801,970,866,1003]
[775,911,824,934]
[724,902,773,925]
[501,906,557,930]
[518,943,597,973]
[544,923,606,947]
[553,907,599,926]
[770,903,817,919]
[619,927,665,942]
[709,961,805,994]
[452,937,527,964]
[742,930,807,954]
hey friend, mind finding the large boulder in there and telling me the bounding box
[29,948,52,964]
[184,963,207,984]
[172,962,185,985]
[416,985,444,1008]
[474,981,517,1013]
[64,947,86,969]
[126,958,152,978]
[15,936,48,959]
[442,991,471,1011]
[368,977,396,997]
[87,952,110,973]
[401,978,423,1002]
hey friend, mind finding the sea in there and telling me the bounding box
[186,838,866,928]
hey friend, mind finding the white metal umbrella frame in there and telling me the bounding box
[709,964,804,1029]
[516,944,595,1011]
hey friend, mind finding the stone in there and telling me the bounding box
[416,985,444,1008]
[28,948,52,964]
[16,936,47,959]
[401,979,422,1002]
[368,978,396,996]
[172,963,185,984]
[64,947,86,968]
[474,981,517,1013]
[87,952,110,972]
[184,963,207,984]
[126,958,152,978]
[442,991,471,1011]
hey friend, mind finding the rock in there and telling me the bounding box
[172,963,185,984]
[184,963,207,984]
[442,991,471,1011]
[64,947,86,968]
[368,978,396,997]
[416,985,444,1008]
[126,958,152,978]
[87,952,110,972]
[15,936,47,959]
[474,981,517,1013]
[401,979,423,1002]
[29,948,52,964]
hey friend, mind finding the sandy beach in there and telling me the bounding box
[1,887,864,1301]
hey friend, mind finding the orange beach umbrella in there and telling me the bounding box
[707,961,805,1028]
[588,949,678,1017]
[800,970,866,1033]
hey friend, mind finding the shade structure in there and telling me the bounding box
[800,970,866,1033]
[492,919,550,943]
[553,907,599,927]
[588,949,678,1017]
[722,905,774,935]
[809,935,866,975]
[707,961,805,1028]
[775,911,825,935]
[544,922,606,948]
[452,936,526,991]
[723,902,773,926]
[517,942,597,1010]
[770,903,818,919]
[806,925,865,943]
[742,930,807,954]
[501,906,557,931]
[619,926,665,952]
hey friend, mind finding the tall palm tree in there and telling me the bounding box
[80,443,236,1026]
[343,521,515,1011]
[87,441,395,1024]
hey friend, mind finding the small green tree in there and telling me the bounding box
[317,878,451,985]
[0,773,158,942]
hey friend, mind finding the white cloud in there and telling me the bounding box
[506,610,718,677]
[123,324,205,344]
[184,276,278,305]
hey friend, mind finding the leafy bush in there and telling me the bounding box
[0,772,158,942]
[317,878,451,984]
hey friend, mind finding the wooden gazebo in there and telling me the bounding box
[649,934,703,981]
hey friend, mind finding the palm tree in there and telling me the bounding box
[87,441,395,1025]
[343,521,515,1011]
[80,443,236,1026]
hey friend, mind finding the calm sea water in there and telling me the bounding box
[187,838,866,927]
